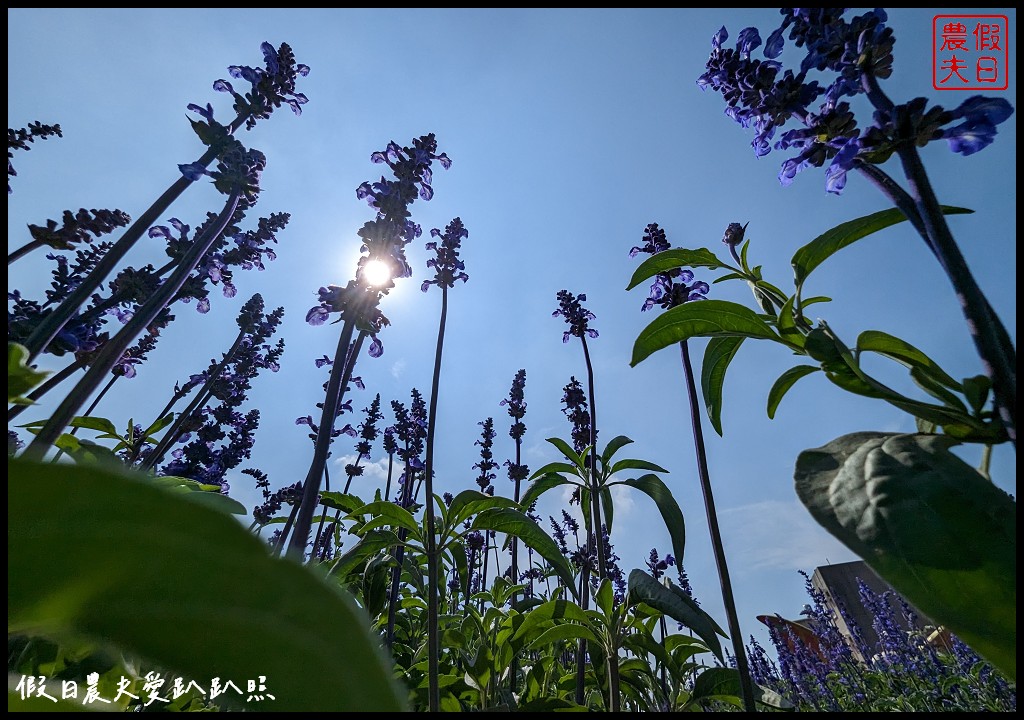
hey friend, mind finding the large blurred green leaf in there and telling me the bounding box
[791,206,973,291]
[794,432,1016,680]
[631,300,780,367]
[8,457,407,711]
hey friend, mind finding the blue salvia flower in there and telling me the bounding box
[630,224,710,311]
[645,548,676,581]
[421,216,469,292]
[211,42,310,131]
[698,9,1014,193]
[560,376,593,454]
[473,417,497,495]
[8,121,62,194]
[500,369,529,483]
[552,290,598,344]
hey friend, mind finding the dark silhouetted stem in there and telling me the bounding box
[286,324,361,559]
[24,192,241,458]
[679,339,757,712]
[423,286,449,713]
[580,335,605,578]
[8,238,48,265]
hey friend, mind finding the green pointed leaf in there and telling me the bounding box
[794,432,1016,681]
[178,489,247,516]
[775,295,805,348]
[528,623,602,650]
[857,330,961,390]
[767,365,820,419]
[8,457,407,711]
[544,437,585,470]
[626,248,734,291]
[317,491,366,513]
[142,412,175,438]
[632,300,780,368]
[611,475,685,567]
[8,342,51,405]
[348,500,420,537]
[329,529,402,578]
[528,461,584,480]
[600,435,634,465]
[688,666,744,706]
[628,569,725,663]
[472,508,578,599]
[595,578,614,619]
[961,375,992,414]
[792,206,973,290]
[520,473,577,511]
[607,458,669,475]
[600,486,614,536]
[62,416,119,436]
[510,598,591,648]
[701,336,745,436]
[446,489,519,528]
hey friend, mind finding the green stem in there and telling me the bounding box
[580,335,606,578]
[286,324,361,559]
[24,192,241,458]
[424,284,450,713]
[679,339,757,712]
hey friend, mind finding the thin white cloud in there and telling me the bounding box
[391,359,406,380]
[719,499,859,571]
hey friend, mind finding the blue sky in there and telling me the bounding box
[8,8,1016,658]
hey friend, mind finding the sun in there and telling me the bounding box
[361,259,393,287]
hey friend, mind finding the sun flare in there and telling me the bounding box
[361,259,393,287]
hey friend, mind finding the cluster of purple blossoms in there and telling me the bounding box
[473,417,497,495]
[552,289,598,344]
[698,9,1014,193]
[560,376,594,455]
[646,548,677,581]
[306,134,450,358]
[8,121,62,194]
[344,394,384,483]
[421,217,469,292]
[27,208,131,253]
[500,369,530,484]
[629,223,710,311]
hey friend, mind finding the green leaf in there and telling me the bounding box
[607,458,669,475]
[627,569,725,664]
[794,432,1016,680]
[791,206,973,291]
[8,342,50,405]
[317,491,366,513]
[329,529,401,578]
[701,336,745,436]
[611,475,685,567]
[595,578,614,619]
[631,300,780,368]
[961,375,992,414]
[176,489,247,516]
[348,500,420,537]
[626,248,734,291]
[600,435,634,466]
[688,666,744,706]
[142,413,175,438]
[472,508,578,599]
[63,416,119,436]
[767,366,820,419]
[509,598,592,649]
[520,473,577,511]
[446,489,520,528]
[600,486,614,537]
[527,461,584,481]
[7,457,407,711]
[856,330,961,390]
[544,437,586,470]
[528,623,602,650]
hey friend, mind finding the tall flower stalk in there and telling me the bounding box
[286,134,450,559]
[629,222,757,711]
[21,42,308,363]
[500,369,529,592]
[420,216,470,712]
